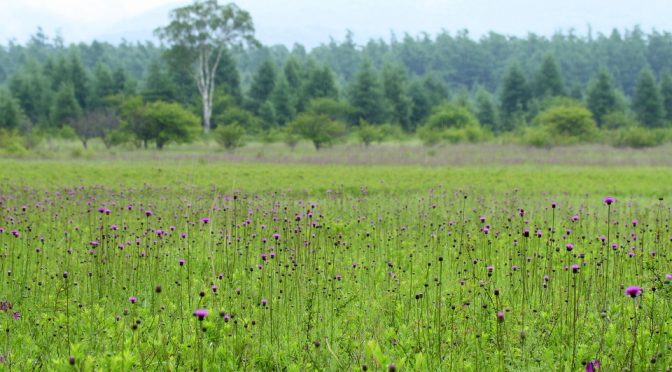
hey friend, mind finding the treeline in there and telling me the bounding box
[2,26,672,151]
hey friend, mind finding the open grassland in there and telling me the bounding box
[0,158,670,370]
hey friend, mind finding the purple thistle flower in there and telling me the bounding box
[603,196,615,205]
[10,230,19,238]
[193,309,208,320]
[260,299,268,306]
[566,243,574,251]
[201,217,210,224]
[625,286,642,298]
[551,202,557,209]
[665,273,672,282]
[585,359,601,371]
[144,210,153,217]
[571,264,580,273]
[129,296,137,304]
[12,312,20,320]
[496,311,504,323]
[487,265,494,273]
[335,274,342,281]
[272,233,280,240]
[179,259,186,266]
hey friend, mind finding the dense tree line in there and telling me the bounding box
[2,22,672,150]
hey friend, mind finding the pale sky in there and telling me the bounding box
[1,0,671,48]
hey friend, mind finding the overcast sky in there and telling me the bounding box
[1,0,671,49]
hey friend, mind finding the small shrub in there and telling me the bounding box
[214,123,246,150]
[612,127,664,148]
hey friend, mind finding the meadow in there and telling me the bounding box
[0,145,671,370]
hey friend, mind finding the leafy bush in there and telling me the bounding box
[522,126,555,148]
[534,104,598,143]
[288,112,347,150]
[424,103,480,130]
[612,127,665,148]
[214,123,246,150]
[356,120,385,146]
[601,111,638,130]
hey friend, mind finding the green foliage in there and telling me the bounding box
[143,101,200,149]
[534,54,565,98]
[0,89,22,129]
[303,65,338,102]
[522,126,554,148]
[534,103,598,143]
[288,111,347,150]
[356,120,386,146]
[247,60,277,113]
[423,103,480,130]
[586,70,619,126]
[155,0,258,132]
[214,123,246,150]
[382,64,412,130]
[50,82,82,128]
[660,72,672,123]
[601,111,639,130]
[348,60,387,124]
[500,63,531,131]
[633,69,665,128]
[474,88,498,132]
[305,98,352,122]
[142,61,178,103]
[611,126,666,148]
[271,75,296,125]
[215,107,260,132]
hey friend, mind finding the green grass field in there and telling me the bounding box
[0,151,670,370]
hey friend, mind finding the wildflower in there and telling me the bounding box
[551,202,557,209]
[571,264,580,273]
[585,359,601,371]
[201,217,210,224]
[193,309,208,320]
[13,312,20,320]
[566,243,574,251]
[179,259,186,266]
[260,299,268,306]
[625,286,642,298]
[571,215,579,222]
[665,273,672,282]
[129,296,138,304]
[603,197,615,205]
[145,210,153,217]
[497,311,505,322]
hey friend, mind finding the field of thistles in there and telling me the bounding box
[0,162,670,370]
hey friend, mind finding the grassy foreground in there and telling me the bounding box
[0,159,670,370]
[2,159,672,198]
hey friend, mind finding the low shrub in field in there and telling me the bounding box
[611,127,666,148]
[214,123,246,150]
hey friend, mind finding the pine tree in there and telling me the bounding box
[408,80,431,131]
[586,70,618,126]
[216,48,243,104]
[50,82,82,127]
[142,62,178,103]
[660,71,672,123]
[382,64,412,129]
[348,60,387,124]
[248,60,276,114]
[534,55,565,98]
[633,69,664,128]
[271,74,296,125]
[475,88,498,132]
[499,63,530,131]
